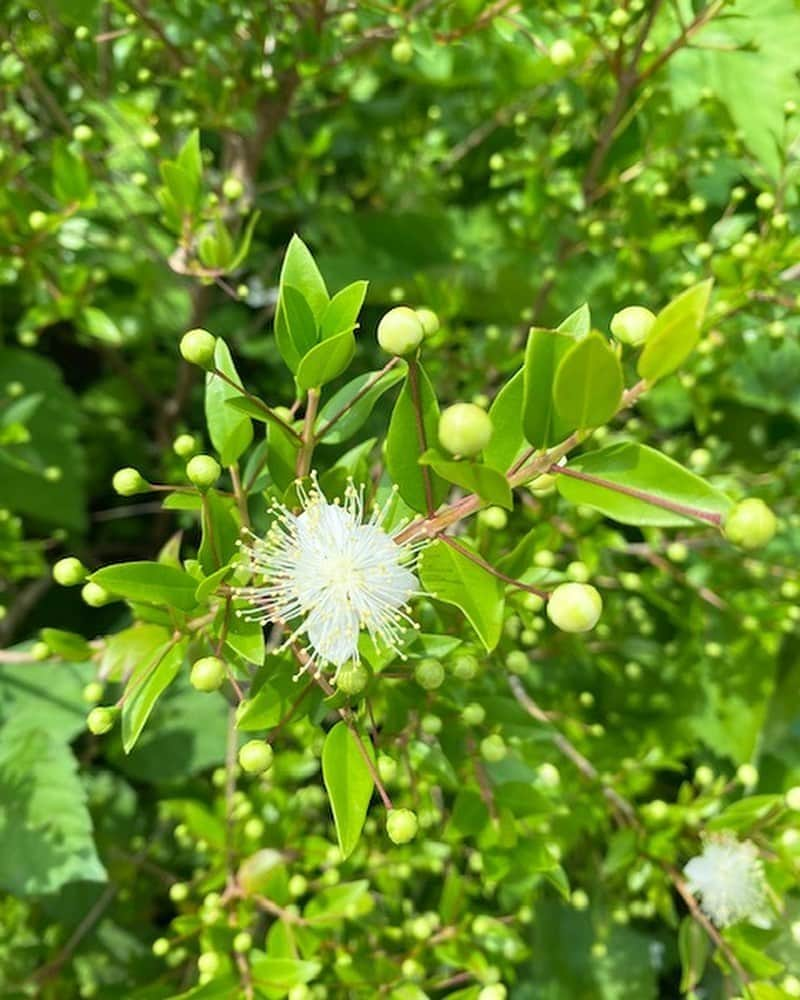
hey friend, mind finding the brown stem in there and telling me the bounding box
[229,464,250,530]
[315,357,400,442]
[441,536,550,599]
[212,368,302,442]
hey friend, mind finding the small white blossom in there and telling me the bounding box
[236,477,422,678]
[683,835,767,927]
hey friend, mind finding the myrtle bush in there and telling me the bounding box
[1,2,799,999]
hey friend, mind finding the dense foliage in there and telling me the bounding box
[2,1,800,998]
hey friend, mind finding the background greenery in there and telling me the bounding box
[1,1,799,997]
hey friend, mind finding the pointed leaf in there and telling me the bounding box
[484,368,526,472]
[320,280,368,339]
[316,364,406,445]
[553,331,623,429]
[522,328,573,448]
[638,280,713,382]
[122,639,186,753]
[90,561,199,611]
[419,450,513,509]
[205,340,253,465]
[296,329,356,391]
[321,722,375,860]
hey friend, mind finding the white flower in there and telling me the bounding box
[236,477,422,678]
[683,835,767,927]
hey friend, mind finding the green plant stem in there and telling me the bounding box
[314,356,400,441]
[229,463,250,530]
[212,367,302,442]
[295,388,320,478]
[441,535,550,599]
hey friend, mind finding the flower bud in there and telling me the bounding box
[87,706,117,735]
[391,38,414,64]
[415,307,440,338]
[52,556,87,586]
[547,582,602,633]
[112,467,148,496]
[31,640,49,661]
[83,681,104,704]
[480,734,507,762]
[377,307,424,356]
[28,210,48,232]
[173,433,198,458]
[82,581,112,607]
[549,39,575,66]
[222,176,245,201]
[336,661,369,695]
[190,656,226,692]
[180,328,217,368]
[723,498,776,549]
[386,808,418,844]
[414,657,444,690]
[232,931,252,954]
[438,403,493,457]
[238,740,273,774]
[610,306,656,346]
[186,455,221,490]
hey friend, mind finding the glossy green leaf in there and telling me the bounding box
[236,671,301,731]
[321,721,375,860]
[419,450,513,509]
[248,955,322,992]
[296,329,356,391]
[638,280,713,382]
[205,340,253,465]
[320,280,368,339]
[39,628,92,662]
[225,610,265,665]
[274,235,329,372]
[199,489,240,574]
[267,419,301,492]
[522,328,573,448]
[555,442,732,527]
[0,717,106,895]
[419,540,505,650]
[385,364,448,513]
[553,331,623,429]
[282,285,319,359]
[121,639,187,753]
[90,561,199,611]
[52,140,90,203]
[484,368,526,472]
[316,364,406,445]
[80,307,124,346]
[557,302,591,338]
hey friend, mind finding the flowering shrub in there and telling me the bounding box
[2,2,800,998]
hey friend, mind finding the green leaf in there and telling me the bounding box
[522,328,573,448]
[80,306,124,346]
[637,281,713,383]
[225,610,265,665]
[90,561,199,611]
[274,235,330,372]
[39,628,92,661]
[706,794,783,833]
[0,717,106,895]
[0,653,94,742]
[121,639,186,753]
[386,364,448,513]
[553,331,623,429]
[419,450,513,509]
[678,916,710,993]
[52,140,90,203]
[484,368,526,472]
[176,128,203,191]
[321,722,375,860]
[282,285,319,359]
[205,339,253,465]
[236,671,300,731]
[316,364,406,445]
[419,540,505,650]
[195,564,233,604]
[554,442,732,527]
[268,420,301,492]
[557,302,591,338]
[320,280,368,339]
[304,880,373,925]
[248,954,321,993]
[296,329,356,391]
[199,490,240,574]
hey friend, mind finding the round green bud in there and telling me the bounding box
[478,986,507,1000]
[81,581,112,607]
[478,506,508,530]
[190,656,226,692]
[83,681,104,704]
[505,650,529,675]
[288,874,308,896]
[377,755,398,784]
[232,931,252,954]
[31,640,49,661]
[173,433,197,458]
[53,556,87,586]
[480,734,507,763]
[737,763,758,787]
[74,25,90,40]
[452,654,479,680]
[87,706,116,735]
[222,176,245,201]
[609,7,629,27]
[377,306,424,356]
[549,39,575,66]
[28,210,48,232]
[386,808,418,844]
[547,583,602,633]
[538,763,560,787]
[391,38,414,64]
[72,124,93,143]
[197,952,221,976]
[238,740,273,775]
[416,307,440,338]
[140,128,160,149]
[756,191,775,212]
[421,713,442,735]
[785,786,800,811]
[336,661,369,695]
[180,328,217,368]
[152,937,170,957]
[414,657,444,690]
[610,306,656,346]
[438,403,493,457]
[462,702,486,726]
[339,11,359,32]
[112,467,148,496]
[724,498,776,549]
[186,454,221,490]
[169,881,189,902]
